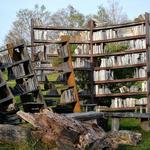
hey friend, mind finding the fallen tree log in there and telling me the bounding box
[17,110,106,149]
[0,124,31,145]
[14,110,141,150]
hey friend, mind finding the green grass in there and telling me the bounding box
[0,145,15,150]
[117,119,150,150]
[47,72,59,81]
[0,143,49,150]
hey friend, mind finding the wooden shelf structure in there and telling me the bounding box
[31,13,150,112]
[31,19,94,103]
[40,36,81,112]
[0,44,46,113]
[0,70,20,124]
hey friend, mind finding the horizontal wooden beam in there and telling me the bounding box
[93,21,145,31]
[94,77,147,84]
[33,26,90,31]
[66,111,150,121]
[93,35,145,44]
[93,49,146,57]
[94,92,147,97]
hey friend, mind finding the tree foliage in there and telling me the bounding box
[5,5,51,45]
[50,5,85,27]
[93,0,128,25]
[5,0,129,45]
[5,1,128,45]
[107,0,128,24]
[93,5,110,23]
[5,5,85,45]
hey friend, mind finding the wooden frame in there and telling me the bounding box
[31,13,150,113]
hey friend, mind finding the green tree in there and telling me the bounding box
[50,5,85,27]
[93,0,128,25]
[93,5,109,23]
[5,5,85,45]
[5,5,51,45]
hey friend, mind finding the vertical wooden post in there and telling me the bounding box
[111,118,120,131]
[31,19,35,61]
[68,43,81,112]
[140,106,143,113]
[145,12,150,112]
[140,13,150,130]
[67,42,81,112]
[59,36,81,112]
[89,20,94,104]
[44,45,47,60]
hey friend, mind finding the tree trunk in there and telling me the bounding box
[15,110,141,150]
[0,124,31,145]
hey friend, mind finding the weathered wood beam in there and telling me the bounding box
[65,111,150,121]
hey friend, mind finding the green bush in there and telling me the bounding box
[104,43,129,53]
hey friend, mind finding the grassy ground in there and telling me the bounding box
[118,119,150,150]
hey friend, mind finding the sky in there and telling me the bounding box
[0,0,150,45]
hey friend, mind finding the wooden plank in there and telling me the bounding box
[32,21,145,31]
[89,20,94,103]
[34,39,90,44]
[145,13,150,112]
[67,41,81,112]
[78,94,91,97]
[98,106,146,112]
[3,59,29,69]
[93,21,145,31]
[66,111,150,121]
[93,49,146,57]
[0,95,13,104]
[47,54,58,57]
[15,89,39,96]
[93,35,145,44]
[74,67,92,71]
[0,44,24,53]
[94,63,146,70]
[95,92,147,97]
[34,67,55,71]
[0,81,7,88]
[72,54,91,58]
[94,77,147,84]
[105,112,150,119]
[8,73,34,81]
[111,118,120,131]
[33,26,90,31]
[31,19,35,60]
